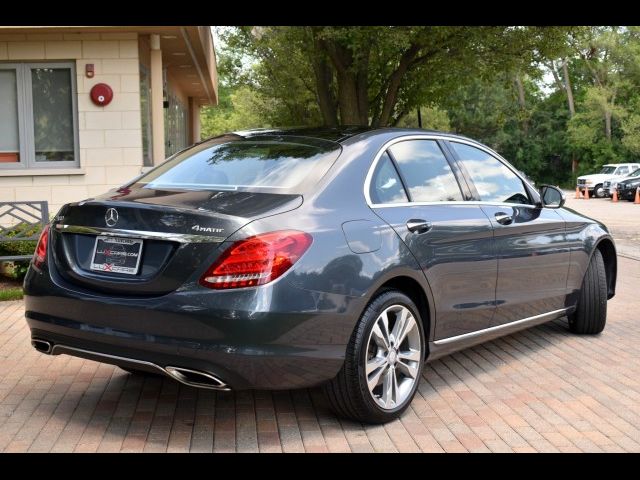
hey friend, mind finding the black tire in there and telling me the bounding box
[594,184,605,198]
[568,249,607,334]
[323,289,425,424]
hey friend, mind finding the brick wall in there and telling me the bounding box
[0,32,144,215]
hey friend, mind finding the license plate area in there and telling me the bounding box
[90,236,143,275]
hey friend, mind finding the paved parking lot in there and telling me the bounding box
[1,198,639,453]
[564,190,640,260]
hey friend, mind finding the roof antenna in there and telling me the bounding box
[417,107,422,129]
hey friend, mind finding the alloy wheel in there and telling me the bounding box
[365,304,422,410]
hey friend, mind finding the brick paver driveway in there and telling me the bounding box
[2,221,640,451]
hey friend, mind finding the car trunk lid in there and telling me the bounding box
[50,186,303,296]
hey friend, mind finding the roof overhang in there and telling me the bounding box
[0,26,218,106]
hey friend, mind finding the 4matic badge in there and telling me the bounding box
[192,225,224,233]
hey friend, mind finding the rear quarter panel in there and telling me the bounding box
[223,132,438,344]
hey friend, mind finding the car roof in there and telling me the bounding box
[229,126,472,144]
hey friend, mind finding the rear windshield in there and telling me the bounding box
[134,135,342,193]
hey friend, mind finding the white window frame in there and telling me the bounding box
[365,135,539,208]
[0,61,79,170]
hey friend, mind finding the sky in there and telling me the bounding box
[211,27,222,52]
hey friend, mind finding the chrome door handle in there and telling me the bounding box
[494,212,513,225]
[406,219,432,234]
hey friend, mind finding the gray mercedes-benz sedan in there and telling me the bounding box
[24,127,617,423]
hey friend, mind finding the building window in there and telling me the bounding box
[164,85,188,157]
[139,64,153,167]
[0,69,20,164]
[0,62,79,169]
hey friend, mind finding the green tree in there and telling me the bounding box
[567,85,628,170]
[219,26,570,128]
[203,26,640,185]
[396,106,451,131]
[561,27,640,172]
[443,73,576,185]
[200,85,269,138]
[621,99,640,155]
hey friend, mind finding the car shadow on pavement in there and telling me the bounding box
[414,317,580,405]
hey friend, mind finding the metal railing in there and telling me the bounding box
[0,201,49,261]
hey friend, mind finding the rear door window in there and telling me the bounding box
[387,140,463,202]
[369,152,409,204]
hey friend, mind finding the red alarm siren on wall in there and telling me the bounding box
[90,83,114,107]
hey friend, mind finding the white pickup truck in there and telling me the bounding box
[577,163,640,198]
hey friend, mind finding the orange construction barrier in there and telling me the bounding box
[612,188,618,202]
[584,186,590,200]
[575,186,581,199]
[635,186,640,204]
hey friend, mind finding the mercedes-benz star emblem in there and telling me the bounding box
[105,208,119,227]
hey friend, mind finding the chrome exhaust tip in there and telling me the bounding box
[164,366,230,391]
[31,338,52,354]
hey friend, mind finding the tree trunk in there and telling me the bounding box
[561,59,576,117]
[310,29,338,127]
[548,60,564,91]
[604,91,617,141]
[514,74,528,134]
[373,44,421,127]
[356,45,370,126]
[336,69,361,125]
[311,56,338,127]
[561,59,578,175]
[605,109,612,141]
[322,41,365,125]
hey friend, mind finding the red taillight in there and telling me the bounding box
[32,224,50,269]
[200,230,313,290]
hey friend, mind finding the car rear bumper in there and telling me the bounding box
[617,188,636,200]
[23,265,360,390]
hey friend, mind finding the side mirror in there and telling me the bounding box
[539,185,566,209]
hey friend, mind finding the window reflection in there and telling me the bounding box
[451,142,531,205]
[31,68,75,162]
[369,152,409,204]
[0,69,19,163]
[140,138,341,191]
[388,140,463,202]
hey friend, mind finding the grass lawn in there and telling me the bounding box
[0,276,24,301]
[0,287,23,301]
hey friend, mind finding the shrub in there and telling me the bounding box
[0,222,40,281]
